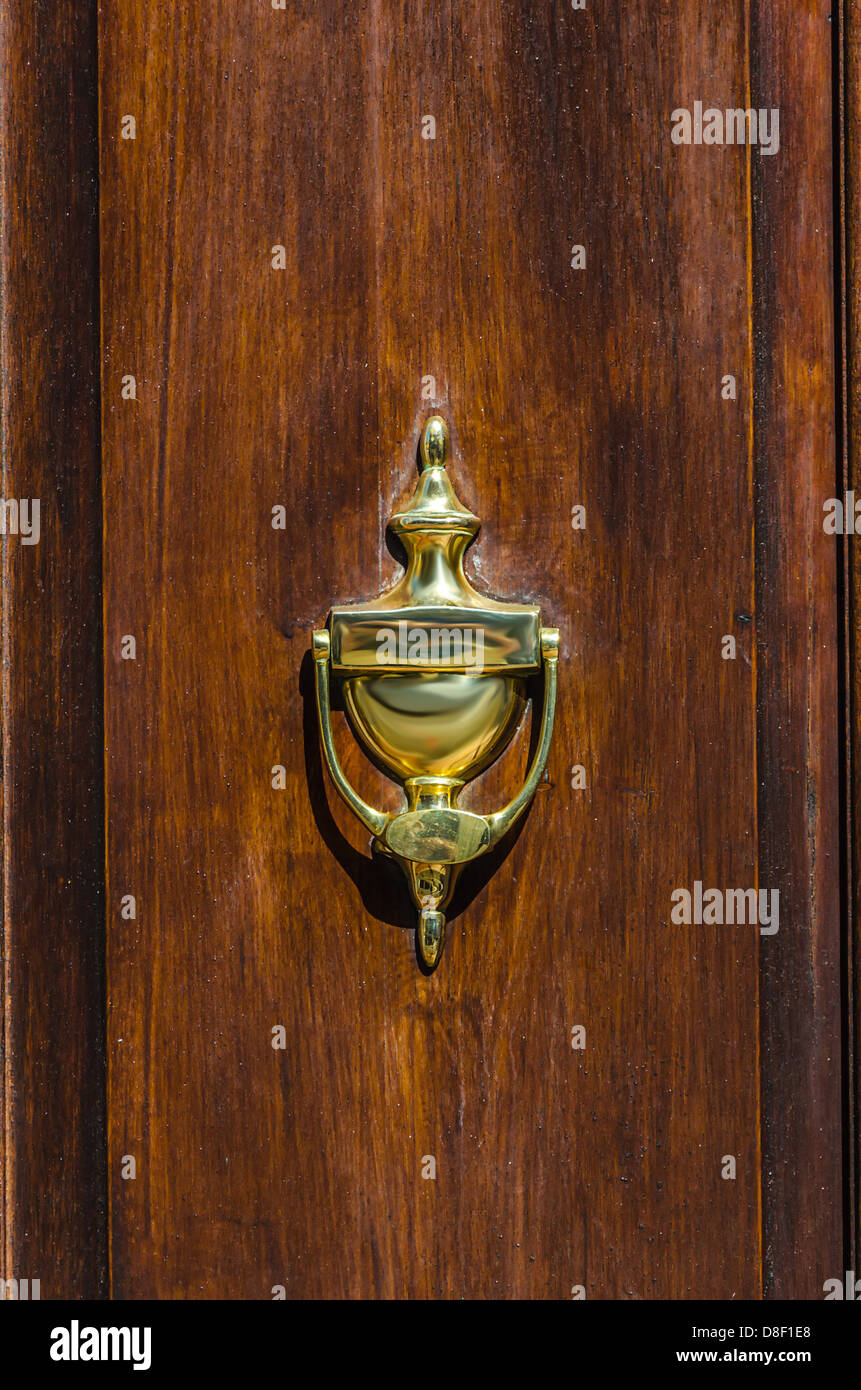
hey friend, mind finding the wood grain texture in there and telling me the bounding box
[753,0,843,1297]
[844,0,861,1280]
[0,1,106,1297]
[97,0,842,1298]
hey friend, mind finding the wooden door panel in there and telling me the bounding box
[95,0,840,1299]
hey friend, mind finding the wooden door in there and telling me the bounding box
[1,0,856,1301]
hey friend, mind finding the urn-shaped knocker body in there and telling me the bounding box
[312,416,559,968]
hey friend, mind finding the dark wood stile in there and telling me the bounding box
[0,0,106,1297]
[843,0,861,1281]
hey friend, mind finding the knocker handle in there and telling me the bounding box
[312,623,559,967]
[483,627,559,848]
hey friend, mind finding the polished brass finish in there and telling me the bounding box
[312,416,559,969]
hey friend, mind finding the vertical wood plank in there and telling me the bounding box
[752,0,844,1298]
[100,0,394,1298]
[371,0,762,1299]
[0,1,106,1297]
[844,0,861,1282]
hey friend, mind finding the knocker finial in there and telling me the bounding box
[420,414,448,470]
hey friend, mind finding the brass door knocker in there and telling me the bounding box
[312,416,559,968]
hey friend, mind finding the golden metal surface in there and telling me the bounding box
[312,415,560,969]
[344,671,526,780]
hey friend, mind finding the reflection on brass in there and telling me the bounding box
[312,416,559,969]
